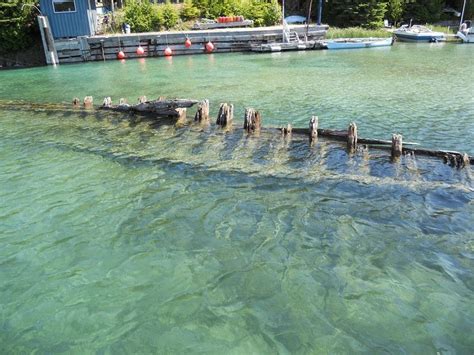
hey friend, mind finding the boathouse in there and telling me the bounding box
[39,0,97,38]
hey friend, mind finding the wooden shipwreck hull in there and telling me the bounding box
[1,96,472,168]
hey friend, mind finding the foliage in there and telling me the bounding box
[403,0,445,23]
[263,0,282,26]
[181,0,200,21]
[0,0,37,53]
[124,0,155,32]
[387,0,405,26]
[159,1,180,29]
[324,0,387,29]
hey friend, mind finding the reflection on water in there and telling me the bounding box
[0,106,473,353]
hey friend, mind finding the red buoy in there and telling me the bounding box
[136,46,145,55]
[205,41,214,53]
[164,47,173,56]
[184,38,192,48]
[117,51,125,60]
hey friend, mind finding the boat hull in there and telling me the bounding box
[325,38,393,50]
[394,32,445,42]
[456,31,474,43]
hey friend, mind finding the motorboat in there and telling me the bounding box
[393,24,446,42]
[324,37,393,49]
[457,21,474,43]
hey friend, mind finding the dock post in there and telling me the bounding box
[391,134,403,158]
[216,103,233,128]
[194,99,210,124]
[37,16,59,65]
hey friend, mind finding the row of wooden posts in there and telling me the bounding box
[74,96,472,169]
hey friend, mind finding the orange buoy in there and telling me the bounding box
[136,46,145,55]
[164,46,173,56]
[205,41,214,53]
[184,38,192,48]
[117,51,125,60]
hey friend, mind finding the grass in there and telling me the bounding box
[427,24,457,34]
[326,27,391,39]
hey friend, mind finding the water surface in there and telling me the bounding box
[0,44,473,353]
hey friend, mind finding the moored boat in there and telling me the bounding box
[324,37,393,49]
[393,24,446,42]
[457,21,474,43]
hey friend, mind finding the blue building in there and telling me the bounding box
[39,0,97,38]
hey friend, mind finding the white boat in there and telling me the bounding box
[324,37,393,49]
[457,22,474,43]
[393,25,446,42]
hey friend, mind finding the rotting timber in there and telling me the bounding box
[0,97,472,169]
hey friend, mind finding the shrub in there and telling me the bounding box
[158,1,179,29]
[263,0,282,26]
[181,0,200,20]
[124,0,154,32]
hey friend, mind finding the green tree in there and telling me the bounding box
[0,0,36,52]
[181,0,200,20]
[403,0,445,23]
[387,0,404,26]
[159,1,179,29]
[124,0,154,32]
[324,0,387,28]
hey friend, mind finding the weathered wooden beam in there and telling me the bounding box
[216,103,234,127]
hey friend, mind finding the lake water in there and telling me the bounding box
[0,43,473,353]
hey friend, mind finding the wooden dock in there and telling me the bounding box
[52,24,328,64]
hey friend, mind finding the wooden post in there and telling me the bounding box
[462,153,469,168]
[176,108,187,124]
[72,97,80,108]
[391,134,403,158]
[216,103,234,127]
[83,96,93,109]
[194,99,210,124]
[119,98,129,108]
[102,97,112,107]
[244,108,261,133]
[281,123,292,135]
[309,116,318,141]
[347,122,357,150]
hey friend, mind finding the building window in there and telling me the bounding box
[52,0,76,12]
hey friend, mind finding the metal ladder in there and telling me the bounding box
[283,20,302,43]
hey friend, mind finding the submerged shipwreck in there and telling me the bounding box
[3,95,473,171]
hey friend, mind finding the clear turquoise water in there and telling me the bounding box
[0,43,473,353]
